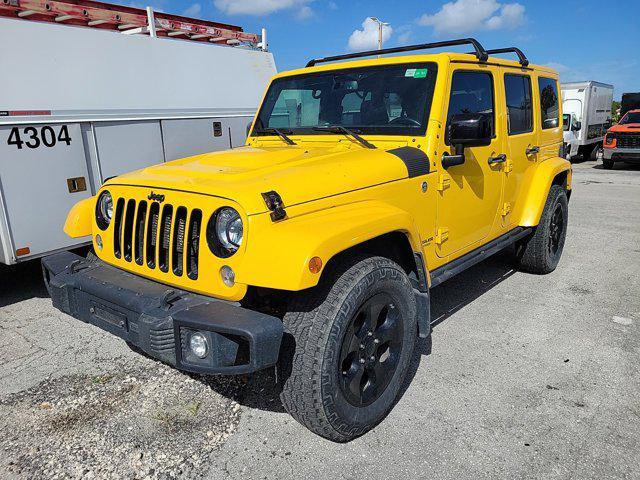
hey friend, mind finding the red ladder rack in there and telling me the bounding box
[0,0,264,47]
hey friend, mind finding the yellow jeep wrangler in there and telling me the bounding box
[43,38,571,442]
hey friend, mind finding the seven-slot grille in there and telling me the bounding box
[616,133,640,149]
[112,198,202,280]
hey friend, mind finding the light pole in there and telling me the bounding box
[368,17,389,51]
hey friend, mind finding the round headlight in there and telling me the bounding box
[206,207,243,257]
[96,191,113,230]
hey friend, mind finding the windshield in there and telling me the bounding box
[563,114,571,131]
[620,112,640,124]
[253,63,438,137]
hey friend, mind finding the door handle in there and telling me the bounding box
[526,146,540,155]
[488,153,507,165]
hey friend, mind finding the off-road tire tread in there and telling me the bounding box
[516,184,568,274]
[279,255,415,442]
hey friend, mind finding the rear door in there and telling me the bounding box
[0,123,91,260]
[501,69,537,228]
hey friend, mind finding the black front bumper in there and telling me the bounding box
[42,251,283,375]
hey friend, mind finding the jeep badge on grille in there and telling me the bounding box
[148,192,165,203]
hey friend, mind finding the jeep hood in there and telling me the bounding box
[107,145,425,215]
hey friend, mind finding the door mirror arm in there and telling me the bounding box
[442,144,465,169]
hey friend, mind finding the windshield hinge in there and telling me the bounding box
[261,191,287,222]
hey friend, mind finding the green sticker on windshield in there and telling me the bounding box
[413,68,428,78]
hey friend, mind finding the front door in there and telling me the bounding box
[436,68,504,258]
[501,69,538,228]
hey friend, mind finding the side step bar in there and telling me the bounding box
[429,227,532,288]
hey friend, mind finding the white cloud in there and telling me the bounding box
[296,5,313,19]
[214,0,312,16]
[544,62,571,74]
[348,17,393,51]
[183,3,201,16]
[418,0,525,35]
[328,1,338,10]
[396,25,413,45]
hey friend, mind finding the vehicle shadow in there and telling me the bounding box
[0,259,49,308]
[592,162,640,171]
[0,247,91,308]
[200,252,517,415]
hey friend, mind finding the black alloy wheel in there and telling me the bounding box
[548,203,564,258]
[338,293,403,407]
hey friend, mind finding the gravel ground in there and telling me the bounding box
[1,160,639,479]
[0,364,243,479]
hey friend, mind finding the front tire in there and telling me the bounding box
[279,256,417,442]
[602,157,614,169]
[516,184,569,274]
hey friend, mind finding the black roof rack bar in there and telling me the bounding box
[483,47,529,67]
[306,38,488,67]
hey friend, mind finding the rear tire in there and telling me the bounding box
[516,184,568,274]
[279,255,417,442]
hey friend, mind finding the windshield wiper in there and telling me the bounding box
[313,126,376,149]
[254,127,297,145]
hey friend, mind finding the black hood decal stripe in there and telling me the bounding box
[387,147,430,178]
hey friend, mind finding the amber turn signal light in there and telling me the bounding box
[308,256,322,274]
[16,247,31,257]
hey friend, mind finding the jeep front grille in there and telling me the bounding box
[616,133,640,149]
[113,199,202,280]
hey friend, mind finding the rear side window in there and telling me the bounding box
[504,74,532,134]
[447,70,495,138]
[538,77,559,129]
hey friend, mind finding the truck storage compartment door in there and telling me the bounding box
[93,121,165,181]
[0,123,91,260]
[160,116,250,160]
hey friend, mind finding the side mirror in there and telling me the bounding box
[571,120,581,131]
[448,113,492,147]
[443,113,492,169]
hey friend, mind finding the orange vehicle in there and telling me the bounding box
[602,109,640,169]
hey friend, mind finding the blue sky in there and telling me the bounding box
[137,0,639,99]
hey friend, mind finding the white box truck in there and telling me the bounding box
[561,81,613,160]
[0,1,276,265]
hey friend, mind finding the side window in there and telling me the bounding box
[538,77,559,129]
[446,70,495,141]
[504,74,532,135]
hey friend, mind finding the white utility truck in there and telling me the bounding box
[0,0,276,265]
[561,81,613,160]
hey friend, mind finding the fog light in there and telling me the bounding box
[189,332,209,359]
[220,265,235,287]
[95,234,103,250]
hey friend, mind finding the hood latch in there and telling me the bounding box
[261,191,287,222]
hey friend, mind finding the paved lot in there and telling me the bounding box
[1,160,639,479]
